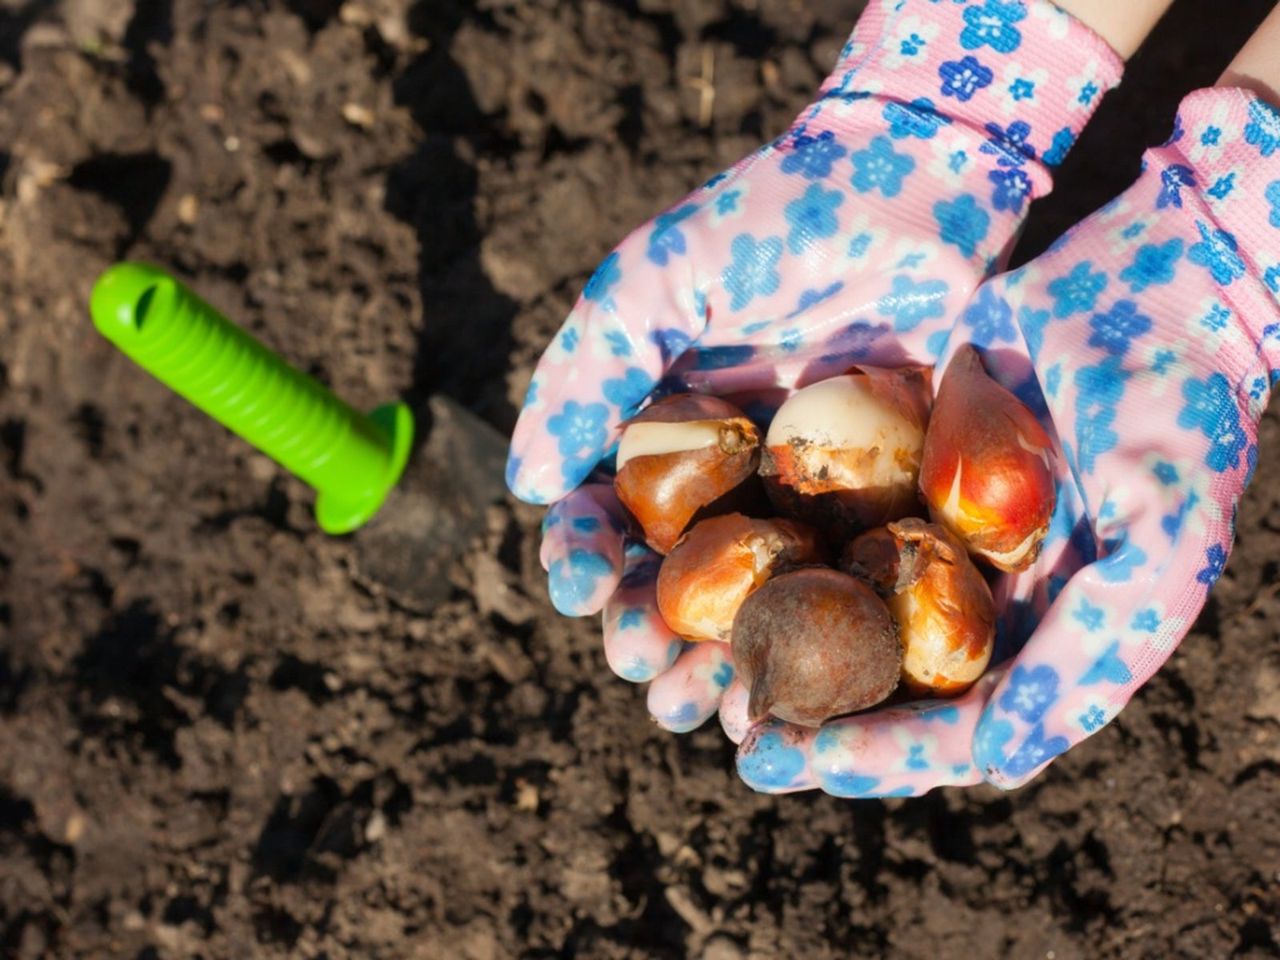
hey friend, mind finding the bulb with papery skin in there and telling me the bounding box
[919,345,1055,572]
[614,394,762,555]
[760,365,932,542]
[843,518,995,697]
[731,567,901,727]
[656,513,825,642]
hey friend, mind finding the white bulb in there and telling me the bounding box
[765,374,924,491]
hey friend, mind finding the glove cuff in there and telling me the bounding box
[823,0,1123,167]
[1149,87,1280,380]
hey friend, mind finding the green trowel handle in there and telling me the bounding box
[89,262,413,534]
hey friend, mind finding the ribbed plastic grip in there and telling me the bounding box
[90,263,413,534]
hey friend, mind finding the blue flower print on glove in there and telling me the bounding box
[1179,373,1249,472]
[960,0,1026,55]
[724,233,784,311]
[851,137,917,197]
[876,275,950,332]
[547,400,609,458]
[1187,221,1246,285]
[939,55,994,102]
[1245,99,1280,157]
[998,664,1060,724]
[934,194,991,257]
[785,184,845,254]
[780,129,848,179]
[1046,262,1107,318]
[1119,239,1183,292]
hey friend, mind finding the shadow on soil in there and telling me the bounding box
[384,1,519,425]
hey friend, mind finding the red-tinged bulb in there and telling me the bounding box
[614,394,762,555]
[730,567,901,727]
[656,513,825,642]
[919,345,1056,572]
[760,365,932,541]
[843,518,995,697]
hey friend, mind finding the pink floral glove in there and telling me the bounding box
[735,86,1280,795]
[505,0,1123,732]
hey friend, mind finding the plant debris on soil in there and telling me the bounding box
[2,1,1279,958]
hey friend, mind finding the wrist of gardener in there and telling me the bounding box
[1049,0,1172,59]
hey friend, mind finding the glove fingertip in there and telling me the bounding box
[609,649,674,683]
[648,695,714,734]
[546,550,622,617]
[971,707,1068,791]
[504,447,576,506]
[646,641,734,733]
[736,723,814,793]
[718,680,752,744]
[603,577,682,682]
[504,450,542,505]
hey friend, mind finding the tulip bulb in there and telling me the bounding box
[919,345,1055,572]
[656,513,825,642]
[731,567,901,727]
[843,518,995,697]
[760,365,932,541]
[614,394,762,555]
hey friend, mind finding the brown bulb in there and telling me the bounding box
[730,567,901,727]
[919,345,1056,572]
[614,394,761,555]
[656,514,825,642]
[760,364,932,542]
[844,518,995,697]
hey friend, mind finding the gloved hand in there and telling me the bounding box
[505,0,1123,733]
[734,85,1280,795]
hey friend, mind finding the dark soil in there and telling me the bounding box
[3,1,1280,957]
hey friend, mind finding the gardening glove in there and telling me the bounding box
[504,0,1123,732]
[734,85,1280,795]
